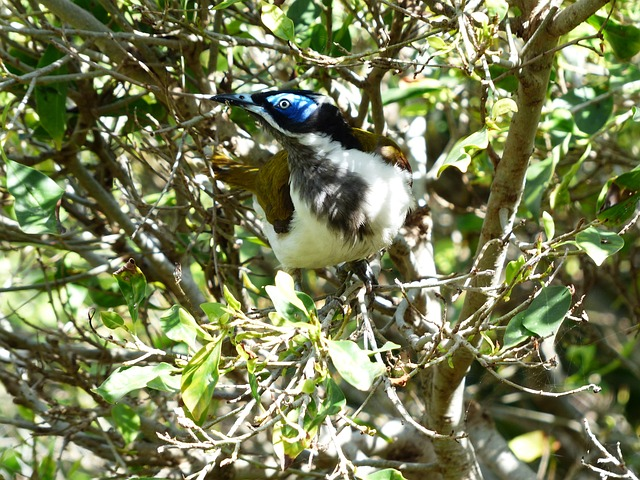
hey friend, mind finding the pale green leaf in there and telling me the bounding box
[160,305,208,352]
[261,2,295,41]
[364,469,408,480]
[94,363,179,403]
[327,340,385,391]
[541,211,555,240]
[575,227,624,266]
[181,339,222,424]
[438,128,489,176]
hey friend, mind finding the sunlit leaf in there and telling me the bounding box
[490,97,518,120]
[505,255,527,287]
[575,227,624,266]
[272,409,307,470]
[200,301,232,326]
[160,305,209,352]
[266,271,316,323]
[223,284,242,312]
[509,430,558,463]
[523,157,554,219]
[521,286,571,338]
[327,340,385,391]
[383,78,443,104]
[541,211,555,240]
[5,158,64,234]
[364,469,408,480]
[181,339,222,424]
[597,165,640,225]
[211,0,243,9]
[550,142,591,210]
[486,0,509,21]
[94,363,179,403]
[261,2,295,41]
[523,135,568,218]
[438,128,489,176]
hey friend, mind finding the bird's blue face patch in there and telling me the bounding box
[265,93,319,125]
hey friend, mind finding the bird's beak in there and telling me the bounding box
[210,93,257,108]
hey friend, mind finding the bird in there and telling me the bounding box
[210,89,414,290]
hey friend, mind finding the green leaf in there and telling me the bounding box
[505,255,527,286]
[588,15,640,61]
[503,286,571,349]
[160,305,208,352]
[521,286,571,338]
[509,430,553,463]
[331,16,352,55]
[100,311,127,330]
[371,341,402,355]
[181,339,222,425]
[326,340,385,391]
[111,403,141,446]
[113,259,148,324]
[273,408,307,470]
[261,2,295,41]
[211,0,243,9]
[322,378,346,416]
[597,165,640,225]
[200,301,232,326]
[266,271,316,323]
[613,167,640,191]
[37,449,56,480]
[575,227,624,266]
[503,312,531,349]
[94,363,179,403]
[437,128,489,176]
[5,158,64,234]
[382,79,443,104]
[309,23,328,53]
[272,380,344,470]
[523,158,554,219]
[364,469,408,480]
[490,98,518,120]
[485,0,509,21]
[523,135,567,218]
[561,86,613,135]
[598,190,640,225]
[34,45,68,148]
[550,143,591,210]
[222,284,242,312]
[541,211,555,240]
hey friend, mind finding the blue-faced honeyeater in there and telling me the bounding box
[211,90,414,287]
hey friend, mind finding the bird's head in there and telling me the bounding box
[211,90,361,150]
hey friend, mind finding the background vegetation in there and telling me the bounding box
[1,0,639,478]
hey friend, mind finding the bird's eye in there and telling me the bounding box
[277,99,291,109]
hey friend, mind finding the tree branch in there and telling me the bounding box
[421,0,612,477]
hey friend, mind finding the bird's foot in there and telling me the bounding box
[346,259,378,295]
